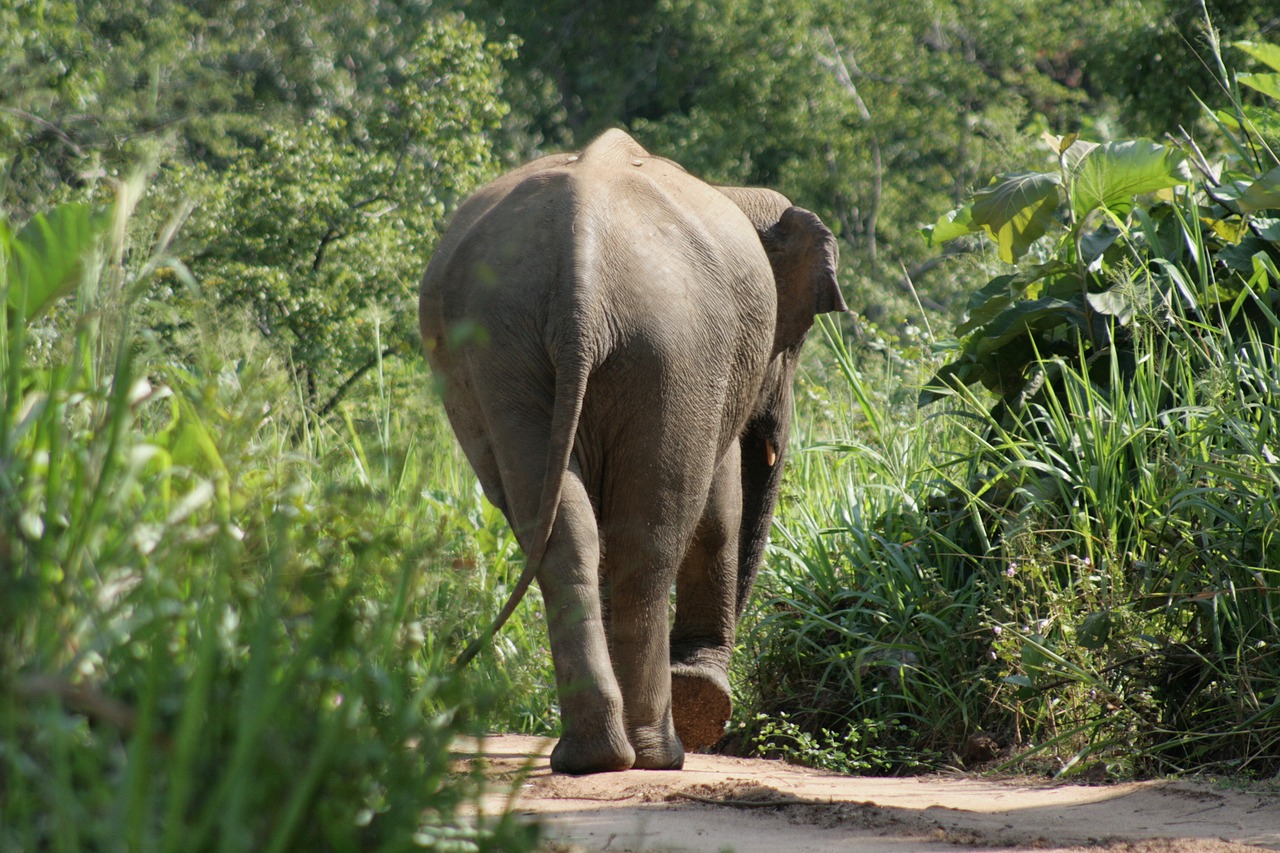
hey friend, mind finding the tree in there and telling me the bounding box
[4,2,516,412]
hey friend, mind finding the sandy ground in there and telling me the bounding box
[458,734,1280,853]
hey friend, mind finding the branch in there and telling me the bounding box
[316,345,402,420]
[0,106,87,157]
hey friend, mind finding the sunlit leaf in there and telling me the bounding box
[1041,130,1079,156]
[1087,287,1137,324]
[1203,217,1252,243]
[1235,40,1280,74]
[1071,141,1190,220]
[922,204,979,247]
[3,203,111,324]
[969,171,1062,263]
[1238,166,1280,212]
[1238,72,1280,102]
[1062,138,1099,174]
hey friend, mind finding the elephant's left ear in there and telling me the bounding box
[764,206,847,353]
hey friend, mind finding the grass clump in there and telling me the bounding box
[0,175,539,851]
[736,35,1280,780]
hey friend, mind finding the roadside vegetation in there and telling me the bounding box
[3,3,1279,849]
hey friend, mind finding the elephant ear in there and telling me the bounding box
[761,206,846,353]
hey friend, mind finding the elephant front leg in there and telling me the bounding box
[670,442,742,750]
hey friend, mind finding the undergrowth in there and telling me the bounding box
[0,172,540,850]
[738,34,1280,780]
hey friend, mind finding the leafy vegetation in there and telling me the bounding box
[1,174,540,850]
[5,4,1280,846]
[736,32,1280,778]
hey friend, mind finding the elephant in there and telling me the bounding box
[419,129,845,775]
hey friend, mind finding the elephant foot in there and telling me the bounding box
[670,666,732,750]
[628,723,685,770]
[550,731,635,775]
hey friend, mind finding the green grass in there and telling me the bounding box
[738,142,1280,778]
[6,35,1280,851]
[0,177,541,851]
[737,308,1280,778]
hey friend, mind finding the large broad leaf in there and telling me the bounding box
[973,297,1078,356]
[1255,217,1280,241]
[1071,140,1191,220]
[956,262,1067,337]
[1236,40,1280,74]
[1239,72,1280,102]
[3,204,111,324]
[1218,235,1278,274]
[1080,223,1122,267]
[1062,138,1100,173]
[969,171,1062,264]
[921,204,979,247]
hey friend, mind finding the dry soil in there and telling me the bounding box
[458,734,1280,853]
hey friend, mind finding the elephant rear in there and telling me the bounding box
[418,129,843,775]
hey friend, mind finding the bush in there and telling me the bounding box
[739,36,1280,779]
[0,181,539,851]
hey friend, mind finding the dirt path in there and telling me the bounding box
[459,735,1280,852]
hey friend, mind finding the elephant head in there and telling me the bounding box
[718,186,846,615]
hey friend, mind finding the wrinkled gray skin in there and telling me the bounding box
[420,130,845,775]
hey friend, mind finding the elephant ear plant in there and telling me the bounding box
[420,129,845,775]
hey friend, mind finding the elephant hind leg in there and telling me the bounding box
[533,469,635,774]
[479,406,633,774]
[670,441,742,750]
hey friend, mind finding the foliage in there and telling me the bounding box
[0,182,539,848]
[749,712,936,775]
[4,2,516,409]
[917,133,1194,410]
[7,0,1280,804]
[1073,0,1280,136]
[919,36,1280,416]
[736,36,1280,779]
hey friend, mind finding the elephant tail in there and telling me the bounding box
[454,346,591,669]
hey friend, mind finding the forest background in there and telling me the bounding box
[4,1,1280,850]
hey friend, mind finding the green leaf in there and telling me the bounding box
[1062,138,1100,174]
[1021,633,1051,674]
[956,263,1065,337]
[922,204,979,247]
[1071,140,1190,220]
[3,203,111,324]
[1239,166,1280,213]
[1255,218,1280,241]
[973,297,1078,356]
[1239,72,1280,102]
[1077,611,1111,651]
[1235,40,1280,74]
[1086,288,1137,324]
[1218,236,1277,274]
[969,171,1062,264]
[1079,223,1121,267]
